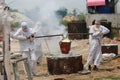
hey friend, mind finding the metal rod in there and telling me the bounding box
[12,58,27,63]
[68,33,93,35]
[35,34,64,38]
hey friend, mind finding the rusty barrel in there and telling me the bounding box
[59,41,71,54]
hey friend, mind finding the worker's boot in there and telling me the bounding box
[88,65,91,71]
[93,65,98,71]
[31,60,40,77]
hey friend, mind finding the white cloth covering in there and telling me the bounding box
[13,22,38,74]
[33,22,44,64]
[13,26,36,61]
[102,53,116,60]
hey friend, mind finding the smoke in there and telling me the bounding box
[6,0,86,54]
[6,0,86,35]
[20,0,67,35]
[6,0,86,13]
[38,0,63,34]
[24,0,67,54]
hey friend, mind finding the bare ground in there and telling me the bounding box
[10,38,120,80]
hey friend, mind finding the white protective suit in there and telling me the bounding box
[86,25,110,66]
[33,22,43,65]
[13,22,39,75]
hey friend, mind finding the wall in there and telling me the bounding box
[86,14,120,28]
[115,0,120,14]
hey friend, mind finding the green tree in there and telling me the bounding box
[73,9,77,16]
[77,13,86,22]
[56,7,68,18]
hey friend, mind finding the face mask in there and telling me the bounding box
[22,26,28,32]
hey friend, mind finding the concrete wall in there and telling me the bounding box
[85,1,120,29]
[116,0,120,14]
[86,14,120,28]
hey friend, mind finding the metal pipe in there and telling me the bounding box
[35,34,64,38]
[68,33,93,35]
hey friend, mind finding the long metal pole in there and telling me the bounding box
[35,34,63,38]
[68,33,92,35]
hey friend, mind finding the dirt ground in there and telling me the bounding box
[10,37,120,80]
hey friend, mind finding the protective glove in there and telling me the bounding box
[30,34,35,42]
[31,34,34,38]
[27,36,31,39]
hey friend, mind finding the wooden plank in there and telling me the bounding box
[11,58,27,63]
[3,5,11,80]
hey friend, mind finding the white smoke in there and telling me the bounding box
[7,0,86,54]
[27,0,66,54]
[6,0,86,13]
[38,0,65,35]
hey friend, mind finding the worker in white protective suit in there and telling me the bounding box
[33,22,44,65]
[13,22,40,76]
[85,20,110,71]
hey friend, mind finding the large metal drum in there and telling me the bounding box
[47,54,83,75]
[54,78,66,80]
[102,44,118,55]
